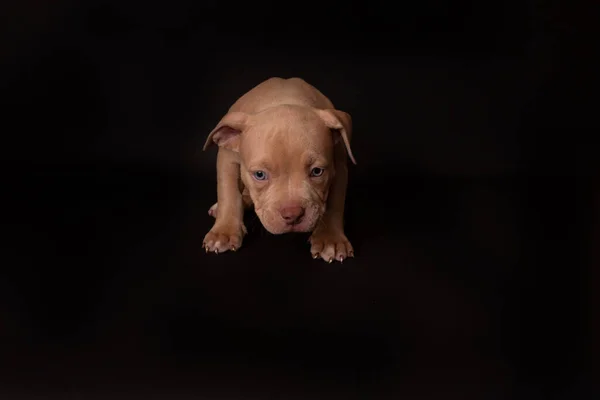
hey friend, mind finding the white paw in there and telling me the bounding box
[208,202,218,218]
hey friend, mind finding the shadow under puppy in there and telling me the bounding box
[202,77,357,263]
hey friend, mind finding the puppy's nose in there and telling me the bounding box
[280,206,305,224]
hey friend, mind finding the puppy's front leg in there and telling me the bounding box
[309,145,354,263]
[203,148,247,253]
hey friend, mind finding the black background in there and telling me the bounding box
[1,0,596,399]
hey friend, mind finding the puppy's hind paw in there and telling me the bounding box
[208,202,218,218]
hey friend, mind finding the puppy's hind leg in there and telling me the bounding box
[208,188,253,219]
[208,202,219,218]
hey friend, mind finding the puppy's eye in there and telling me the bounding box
[253,170,268,181]
[310,167,324,177]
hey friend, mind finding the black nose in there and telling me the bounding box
[280,206,305,224]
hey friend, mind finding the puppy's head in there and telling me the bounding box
[204,105,356,234]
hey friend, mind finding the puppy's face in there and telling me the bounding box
[204,105,355,235]
[238,107,335,234]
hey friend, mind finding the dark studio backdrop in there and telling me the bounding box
[0,0,596,399]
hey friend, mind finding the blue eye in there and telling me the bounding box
[310,167,324,177]
[253,170,267,181]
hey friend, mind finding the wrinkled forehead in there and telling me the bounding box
[240,115,334,170]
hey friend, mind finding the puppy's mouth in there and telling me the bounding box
[286,220,315,233]
[263,217,316,234]
[256,205,323,234]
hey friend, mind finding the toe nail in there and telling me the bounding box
[205,246,209,253]
[215,249,219,254]
[231,246,236,251]
[328,258,333,263]
[313,253,319,259]
[339,256,344,262]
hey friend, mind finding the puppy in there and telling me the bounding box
[202,77,356,263]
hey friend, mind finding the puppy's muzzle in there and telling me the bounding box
[280,205,305,226]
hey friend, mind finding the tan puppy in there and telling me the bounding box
[202,77,356,263]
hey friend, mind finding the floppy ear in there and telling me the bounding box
[314,108,357,165]
[202,111,250,152]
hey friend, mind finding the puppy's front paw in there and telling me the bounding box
[203,222,246,254]
[309,229,354,263]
